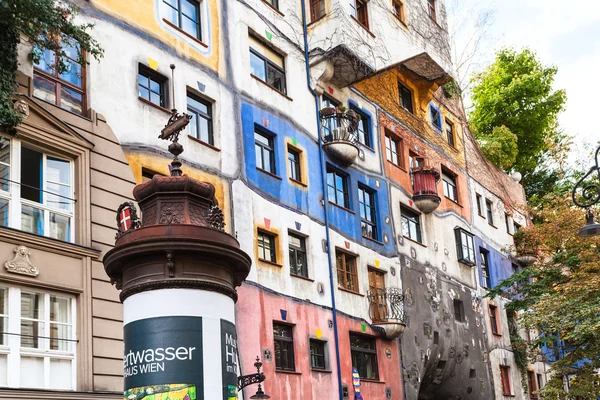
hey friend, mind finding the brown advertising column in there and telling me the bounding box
[103,109,254,400]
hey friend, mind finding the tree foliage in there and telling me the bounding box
[488,195,600,399]
[0,0,102,128]
[476,125,518,170]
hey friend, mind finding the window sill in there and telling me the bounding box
[350,16,376,38]
[290,273,314,282]
[250,74,293,101]
[257,168,283,180]
[275,369,302,375]
[311,368,332,373]
[362,235,384,246]
[289,178,307,187]
[403,235,426,248]
[443,197,463,208]
[338,287,364,296]
[188,135,221,152]
[162,19,208,48]
[478,213,486,218]
[258,258,283,268]
[360,378,386,384]
[492,332,503,337]
[329,201,355,214]
[307,14,328,27]
[488,223,498,229]
[139,97,171,114]
[391,12,409,30]
[261,0,285,16]
[388,161,408,173]
[359,142,376,153]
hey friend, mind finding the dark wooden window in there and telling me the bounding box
[392,0,406,23]
[500,366,512,395]
[489,305,500,335]
[351,106,371,147]
[336,250,358,293]
[162,0,201,40]
[385,131,402,167]
[455,228,476,265]
[249,35,286,94]
[453,299,464,322]
[257,230,276,263]
[350,334,378,380]
[33,38,86,115]
[187,93,213,145]
[273,323,295,371]
[428,0,436,22]
[528,370,538,399]
[264,0,279,9]
[255,129,276,174]
[486,199,494,225]
[351,0,369,29]
[536,374,543,392]
[310,339,326,369]
[401,205,422,243]
[505,213,511,233]
[358,185,377,241]
[327,167,349,208]
[288,232,308,278]
[310,0,326,21]
[476,193,483,216]
[368,268,387,321]
[442,169,458,202]
[287,147,301,182]
[430,104,442,131]
[398,82,414,114]
[480,248,491,288]
[446,119,455,147]
[138,64,168,108]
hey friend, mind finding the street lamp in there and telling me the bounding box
[238,356,270,399]
[572,146,600,237]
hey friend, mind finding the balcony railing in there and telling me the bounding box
[367,287,407,339]
[320,107,360,166]
[411,166,441,213]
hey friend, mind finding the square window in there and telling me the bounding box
[187,93,214,145]
[384,131,403,167]
[255,128,276,174]
[351,0,369,29]
[327,167,349,209]
[336,250,358,293]
[430,104,442,131]
[258,230,276,263]
[288,232,308,278]
[310,0,326,20]
[453,299,464,322]
[455,227,476,265]
[161,0,202,40]
[287,147,302,182]
[358,185,378,241]
[310,339,326,369]
[273,323,295,371]
[398,82,414,114]
[401,205,422,243]
[249,35,287,94]
[138,64,168,108]
[350,333,378,380]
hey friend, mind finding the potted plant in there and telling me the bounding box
[513,227,542,266]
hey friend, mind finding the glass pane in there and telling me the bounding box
[21,205,44,236]
[0,354,6,386]
[21,147,43,203]
[46,182,70,211]
[198,115,210,143]
[255,132,270,146]
[289,235,302,248]
[188,111,198,138]
[267,66,285,92]
[262,148,272,173]
[138,86,150,100]
[33,75,57,104]
[255,144,263,169]
[182,17,199,38]
[50,296,71,323]
[250,52,266,80]
[62,40,80,60]
[49,359,72,389]
[20,320,43,348]
[60,86,83,115]
[21,292,42,319]
[0,199,7,228]
[49,213,70,241]
[59,59,82,87]
[20,357,44,388]
[163,0,178,7]
[150,79,161,93]
[35,48,56,73]
[0,137,9,192]
[188,96,208,113]
[47,156,70,185]
[138,73,149,88]
[162,2,179,25]
[150,91,162,106]
[50,323,72,351]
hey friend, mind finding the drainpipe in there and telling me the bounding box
[300,2,344,399]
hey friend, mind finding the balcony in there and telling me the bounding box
[367,287,407,339]
[320,107,360,166]
[411,166,441,213]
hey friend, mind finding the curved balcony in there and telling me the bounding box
[320,107,360,167]
[367,287,407,339]
[411,167,441,213]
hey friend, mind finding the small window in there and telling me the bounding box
[289,232,308,278]
[161,0,202,40]
[358,185,378,241]
[398,82,414,114]
[249,35,286,94]
[138,64,168,108]
[187,93,213,145]
[476,193,483,216]
[505,213,511,233]
[264,0,279,9]
[350,334,378,380]
[141,169,163,183]
[351,106,371,147]
[350,0,369,29]
[327,167,349,209]
[536,373,543,391]
[500,366,512,395]
[480,248,491,288]
[430,104,442,131]
[257,230,276,263]
[427,0,436,22]
[310,0,326,21]
[455,227,476,265]
[470,368,476,378]
[445,119,455,147]
[273,323,295,371]
[310,339,326,369]
[287,147,302,182]
[528,370,538,399]
[384,131,403,167]
[453,299,464,322]
[485,199,494,225]
[442,169,458,202]
[401,205,422,243]
[255,128,276,174]
[514,222,521,233]
[489,305,500,335]
[392,0,406,23]
[368,268,387,321]
[409,151,424,170]
[336,250,358,293]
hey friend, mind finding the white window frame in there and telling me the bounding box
[0,135,75,242]
[0,286,76,390]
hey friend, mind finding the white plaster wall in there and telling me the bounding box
[489,349,528,399]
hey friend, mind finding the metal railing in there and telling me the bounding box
[319,108,359,144]
[366,287,407,324]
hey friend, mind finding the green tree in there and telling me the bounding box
[0,0,103,128]
[469,48,567,198]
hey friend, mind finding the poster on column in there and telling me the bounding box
[221,319,239,399]
[123,316,204,400]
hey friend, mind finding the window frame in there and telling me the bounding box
[358,185,378,241]
[392,0,406,23]
[264,0,279,9]
[453,299,464,322]
[186,92,214,145]
[288,231,308,278]
[336,250,359,293]
[350,0,370,29]
[489,305,500,335]
[273,322,295,371]
[257,230,277,263]
[442,169,458,203]
[254,128,276,175]
[485,199,494,226]
[310,0,326,21]
[384,130,403,168]
[161,0,202,40]
[445,118,455,147]
[249,37,287,94]
[455,227,476,266]
[349,333,379,380]
[326,167,350,209]
[430,103,442,132]
[287,146,302,183]
[476,193,483,216]
[401,205,422,243]
[309,339,327,370]
[505,212,511,233]
[500,365,512,395]
[350,106,371,148]
[138,64,168,108]
[427,0,436,22]
[398,82,414,114]
[480,248,491,289]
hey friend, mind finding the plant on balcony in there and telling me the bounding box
[513,226,543,258]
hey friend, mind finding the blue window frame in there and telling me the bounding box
[430,103,442,132]
[350,105,371,148]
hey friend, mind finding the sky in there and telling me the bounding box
[448,0,600,162]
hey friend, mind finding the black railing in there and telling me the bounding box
[366,287,407,324]
[319,107,359,144]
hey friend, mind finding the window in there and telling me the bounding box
[141,169,163,183]
[358,186,378,241]
[138,64,167,108]
[336,250,358,293]
[453,299,464,322]
[350,334,378,380]
[255,129,276,174]
[288,232,308,278]
[310,0,326,20]
[273,323,295,371]
[401,205,422,243]
[350,0,369,29]
[430,104,442,131]
[287,147,302,182]
[33,38,85,115]
[398,82,414,114]
[249,35,286,94]
[257,230,276,263]
[536,373,543,391]
[0,287,75,389]
[321,96,340,140]
[0,137,74,242]
[264,0,279,9]
[480,248,491,289]
[500,366,512,395]
[427,0,436,22]
[351,106,371,147]
[327,167,349,208]
[486,199,494,225]
[187,93,213,145]
[514,222,521,233]
[476,193,483,216]
[505,213,511,233]
[368,269,387,321]
[161,0,201,40]
[409,151,424,170]
[446,119,455,147]
[455,227,476,265]
[528,371,538,399]
[442,169,458,202]
[384,131,403,167]
[392,0,406,23]
[310,339,326,369]
[489,305,500,335]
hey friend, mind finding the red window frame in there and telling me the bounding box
[500,366,512,395]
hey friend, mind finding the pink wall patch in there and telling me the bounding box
[264,218,271,230]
